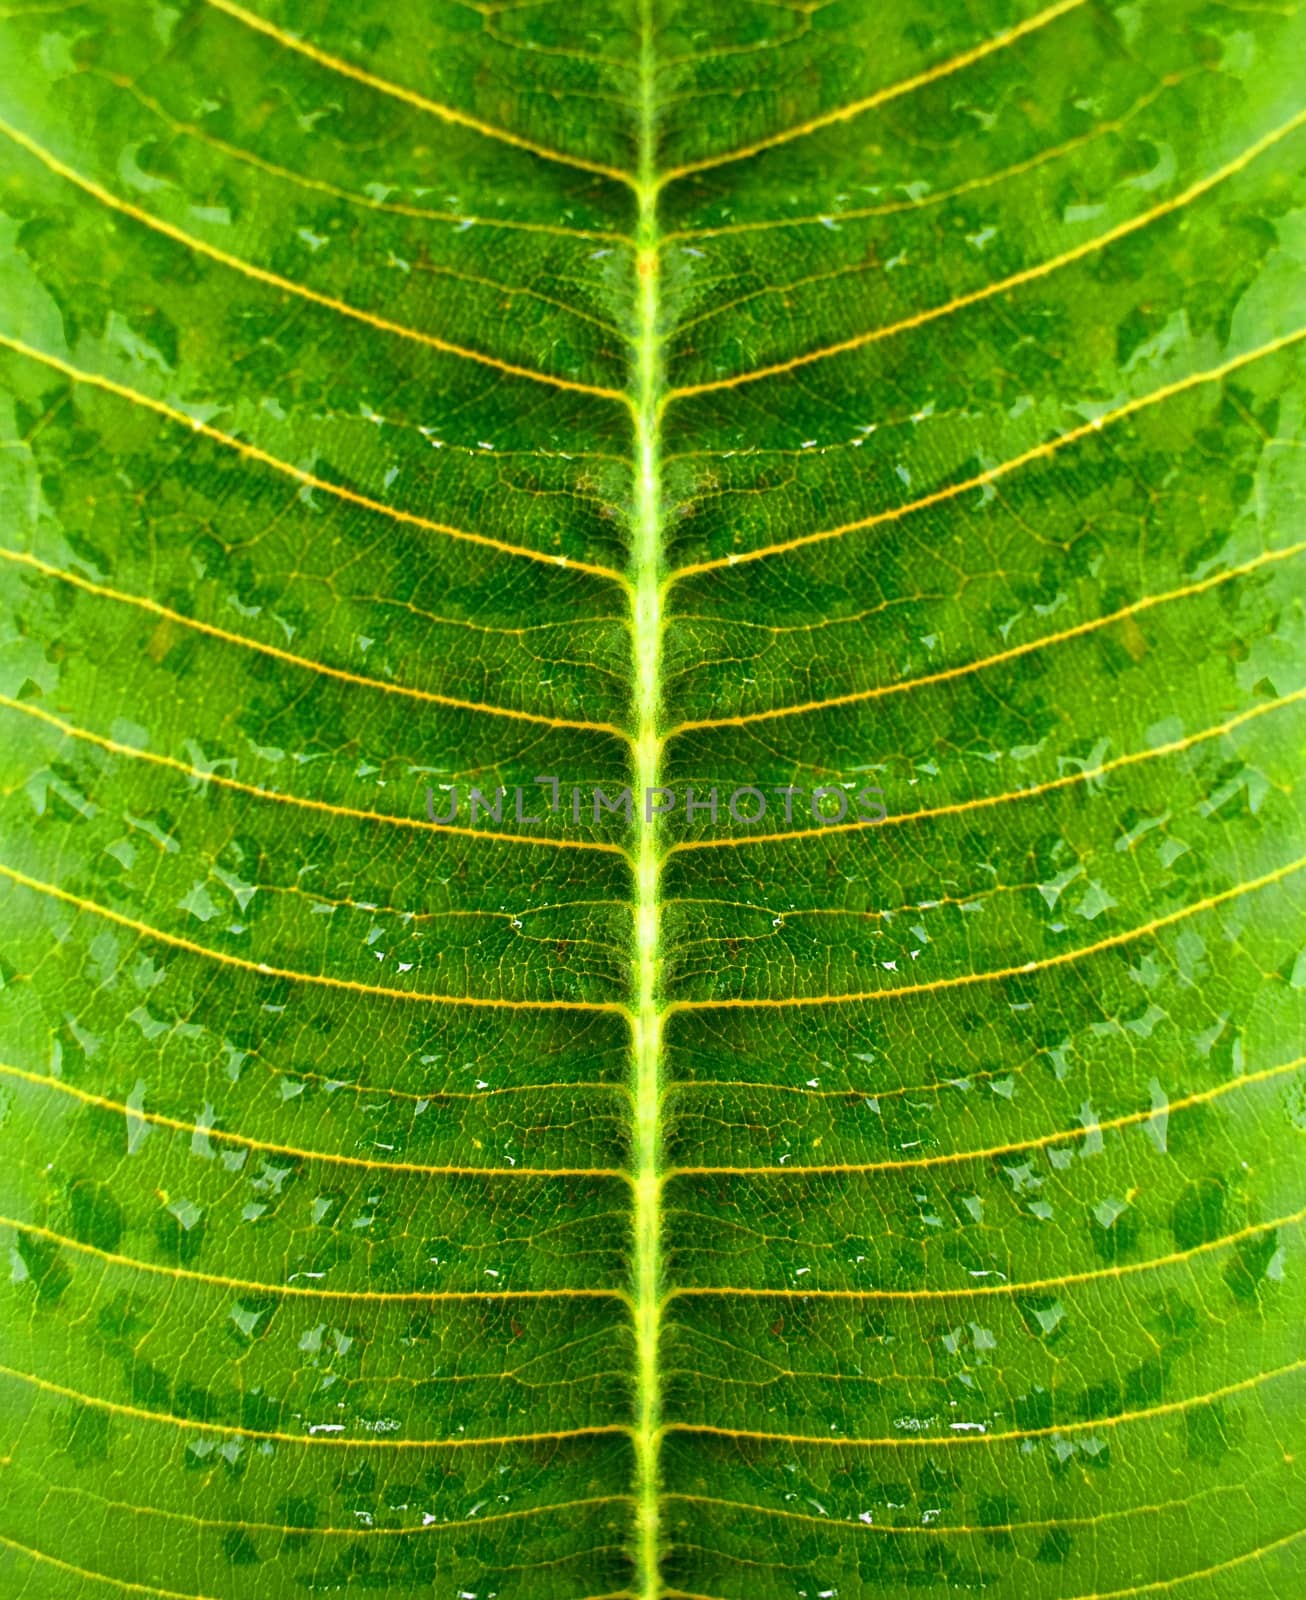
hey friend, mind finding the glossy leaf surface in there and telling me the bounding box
[0,2,1303,1597]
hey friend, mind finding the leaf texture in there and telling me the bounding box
[0,2,1303,1597]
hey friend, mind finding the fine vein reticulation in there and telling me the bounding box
[0,2,1303,1599]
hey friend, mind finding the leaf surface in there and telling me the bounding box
[0,2,1303,1597]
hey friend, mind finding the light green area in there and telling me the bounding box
[0,2,1304,1596]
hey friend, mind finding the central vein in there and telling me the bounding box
[631,2,663,1593]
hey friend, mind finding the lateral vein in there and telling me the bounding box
[0,1062,629,1182]
[658,1359,1304,1447]
[0,1361,630,1449]
[0,118,628,401]
[667,686,1305,852]
[0,861,630,1015]
[0,336,628,581]
[0,551,627,735]
[664,1053,1304,1176]
[660,1207,1306,1302]
[0,1214,633,1304]
[669,854,1306,1009]
[666,328,1306,580]
[669,542,1306,731]
[202,0,637,188]
[666,110,1306,398]
[0,689,630,855]
[655,0,1086,186]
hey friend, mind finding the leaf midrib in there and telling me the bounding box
[631,3,665,1594]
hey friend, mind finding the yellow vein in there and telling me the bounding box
[659,70,1193,324]
[667,328,1306,581]
[0,1213,633,1304]
[0,1061,628,1183]
[660,1359,1303,1448]
[0,1533,218,1600]
[662,72,1189,241]
[0,690,629,855]
[0,861,631,1017]
[107,71,632,243]
[668,684,1304,853]
[667,1053,1304,1177]
[0,553,623,736]
[670,854,1306,1010]
[0,337,627,582]
[0,1462,631,1540]
[203,0,636,188]
[662,1530,1306,1600]
[665,1208,1305,1304]
[669,542,1306,731]
[631,7,665,1596]
[666,110,1306,399]
[655,0,1086,187]
[1055,1530,1306,1600]
[663,1475,1265,1537]
[0,1361,629,1449]
[0,119,627,402]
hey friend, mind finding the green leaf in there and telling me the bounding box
[0,1,1303,1597]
